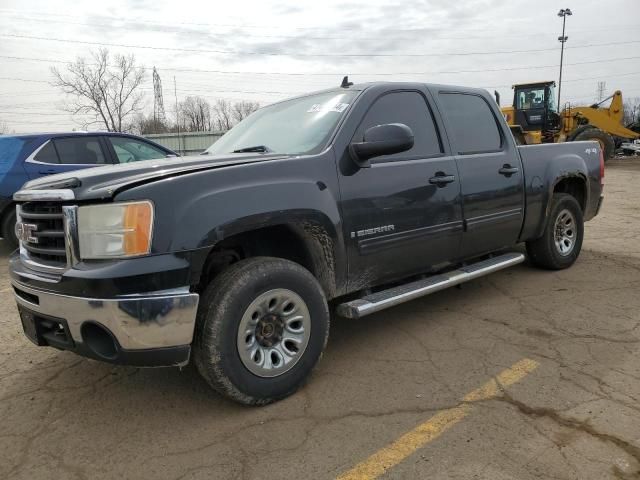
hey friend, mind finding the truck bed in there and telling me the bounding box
[518,140,603,242]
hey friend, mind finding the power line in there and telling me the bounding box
[5,70,640,95]
[2,53,640,78]
[0,89,54,97]
[5,73,640,115]
[3,33,640,57]
[0,76,50,83]
[8,87,640,119]
[0,110,78,116]
[0,77,301,95]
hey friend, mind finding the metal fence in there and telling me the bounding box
[144,131,224,156]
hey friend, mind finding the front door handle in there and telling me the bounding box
[38,169,57,175]
[499,164,520,176]
[429,172,456,187]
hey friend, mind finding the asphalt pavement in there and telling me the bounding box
[1,157,639,480]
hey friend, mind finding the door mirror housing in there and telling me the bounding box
[349,123,414,168]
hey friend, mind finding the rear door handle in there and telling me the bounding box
[429,173,456,187]
[499,164,519,176]
[38,169,57,175]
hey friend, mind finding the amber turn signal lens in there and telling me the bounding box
[123,202,153,255]
[78,201,154,259]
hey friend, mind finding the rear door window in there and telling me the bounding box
[52,137,108,165]
[33,141,60,164]
[108,137,168,163]
[438,93,502,154]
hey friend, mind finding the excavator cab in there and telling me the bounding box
[512,81,559,138]
[502,80,639,158]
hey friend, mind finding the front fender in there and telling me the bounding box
[115,154,346,292]
[170,180,342,250]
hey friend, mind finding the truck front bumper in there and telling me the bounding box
[12,281,199,367]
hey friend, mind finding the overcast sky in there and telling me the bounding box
[1,0,639,133]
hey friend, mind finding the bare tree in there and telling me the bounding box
[232,100,260,123]
[51,49,145,132]
[623,97,640,126]
[131,113,170,135]
[212,99,234,132]
[179,96,212,132]
[0,119,9,135]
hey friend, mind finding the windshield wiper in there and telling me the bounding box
[232,145,272,153]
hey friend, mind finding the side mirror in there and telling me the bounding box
[349,123,414,168]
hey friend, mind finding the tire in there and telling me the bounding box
[566,125,593,142]
[193,257,330,405]
[1,208,18,250]
[526,193,584,270]
[572,127,615,161]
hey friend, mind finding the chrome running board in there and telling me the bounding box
[336,252,525,319]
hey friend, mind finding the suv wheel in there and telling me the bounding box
[193,257,330,405]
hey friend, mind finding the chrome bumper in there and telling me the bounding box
[12,281,199,350]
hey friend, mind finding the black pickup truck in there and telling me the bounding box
[10,81,604,405]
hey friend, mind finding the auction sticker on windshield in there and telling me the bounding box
[307,102,350,113]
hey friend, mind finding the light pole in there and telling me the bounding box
[557,8,572,110]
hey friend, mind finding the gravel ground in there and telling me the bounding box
[1,157,639,480]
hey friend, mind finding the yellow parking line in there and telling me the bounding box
[336,358,539,480]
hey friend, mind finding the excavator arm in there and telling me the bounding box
[569,91,640,140]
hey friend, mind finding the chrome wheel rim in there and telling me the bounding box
[237,288,311,378]
[554,209,576,256]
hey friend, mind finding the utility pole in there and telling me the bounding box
[152,67,167,132]
[174,76,182,155]
[557,8,572,110]
[597,81,606,102]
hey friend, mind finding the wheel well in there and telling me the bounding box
[553,177,586,212]
[197,223,336,298]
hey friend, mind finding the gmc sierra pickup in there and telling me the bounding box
[10,81,604,405]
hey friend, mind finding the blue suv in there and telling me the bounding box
[0,132,177,246]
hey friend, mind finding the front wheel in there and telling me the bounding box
[526,193,584,270]
[193,257,330,405]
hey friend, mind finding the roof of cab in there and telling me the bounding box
[268,81,490,107]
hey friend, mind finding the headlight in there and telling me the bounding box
[78,201,154,259]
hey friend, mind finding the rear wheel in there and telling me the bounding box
[193,257,330,405]
[1,208,18,250]
[572,127,615,161]
[526,193,584,270]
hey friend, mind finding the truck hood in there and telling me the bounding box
[20,152,290,201]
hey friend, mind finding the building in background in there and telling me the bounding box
[144,131,223,156]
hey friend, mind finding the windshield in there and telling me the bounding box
[206,91,358,155]
[516,87,546,110]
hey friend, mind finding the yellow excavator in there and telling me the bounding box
[499,81,639,160]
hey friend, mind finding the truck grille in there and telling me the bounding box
[19,202,67,269]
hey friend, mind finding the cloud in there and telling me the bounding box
[1,0,639,133]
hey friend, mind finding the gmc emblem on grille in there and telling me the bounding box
[15,222,38,244]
